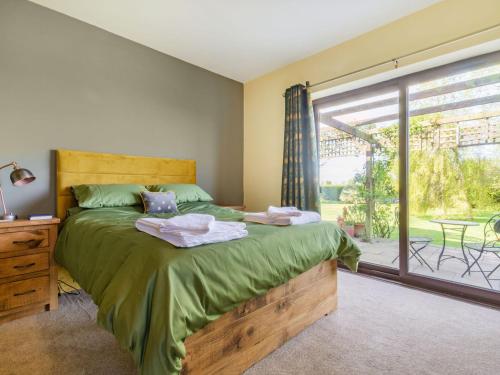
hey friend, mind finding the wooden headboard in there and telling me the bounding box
[56,149,196,219]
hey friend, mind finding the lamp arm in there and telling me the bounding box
[0,162,17,171]
[0,186,7,216]
[0,162,17,217]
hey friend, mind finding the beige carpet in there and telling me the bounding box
[1,271,499,375]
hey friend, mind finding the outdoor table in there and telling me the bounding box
[430,219,480,274]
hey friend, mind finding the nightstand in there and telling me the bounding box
[0,218,60,323]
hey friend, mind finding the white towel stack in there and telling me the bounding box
[136,214,248,248]
[244,206,321,226]
[267,206,302,217]
[147,213,216,235]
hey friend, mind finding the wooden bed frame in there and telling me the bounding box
[182,260,337,374]
[56,149,338,375]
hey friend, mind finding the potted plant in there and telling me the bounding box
[345,222,355,237]
[341,207,355,237]
[350,204,367,238]
[353,222,365,238]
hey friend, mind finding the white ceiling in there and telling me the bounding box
[29,0,441,82]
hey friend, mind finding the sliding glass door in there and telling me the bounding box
[314,51,500,306]
[317,86,400,270]
[407,59,500,291]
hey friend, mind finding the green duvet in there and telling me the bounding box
[55,203,361,375]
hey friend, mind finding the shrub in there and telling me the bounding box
[321,185,344,201]
[339,186,357,203]
[409,149,499,214]
[373,203,398,238]
[343,204,366,224]
[460,157,500,209]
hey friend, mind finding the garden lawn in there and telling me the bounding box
[321,202,496,249]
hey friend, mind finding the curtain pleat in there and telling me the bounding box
[281,84,320,212]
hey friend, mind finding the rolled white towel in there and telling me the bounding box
[267,206,302,217]
[243,212,275,225]
[136,220,247,247]
[244,211,320,226]
[137,214,215,235]
[273,211,321,225]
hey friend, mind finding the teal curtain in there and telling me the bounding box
[281,84,321,212]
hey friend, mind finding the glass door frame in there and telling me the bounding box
[313,50,500,308]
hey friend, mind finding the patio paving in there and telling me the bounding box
[356,238,500,291]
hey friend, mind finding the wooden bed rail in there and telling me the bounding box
[182,260,338,374]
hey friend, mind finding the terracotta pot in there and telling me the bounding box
[345,225,355,237]
[353,223,365,238]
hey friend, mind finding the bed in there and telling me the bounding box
[55,149,361,375]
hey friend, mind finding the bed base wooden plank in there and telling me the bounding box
[182,260,337,375]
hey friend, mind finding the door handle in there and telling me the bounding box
[13,262,36,270]
[14,289,36,297]
[12,239,43,248]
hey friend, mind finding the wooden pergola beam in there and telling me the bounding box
[319,73,500,119]
[320,117,380,146]
[341,94,500,127]
[437,110,500,125]
[321,97,398,118]
[411,73,500,100]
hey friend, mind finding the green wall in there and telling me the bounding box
[0,0,243,217]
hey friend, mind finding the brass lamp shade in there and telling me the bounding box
[10,167,36,186]
[0,161,36,220]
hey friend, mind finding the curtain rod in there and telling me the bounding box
[283,22,500,96]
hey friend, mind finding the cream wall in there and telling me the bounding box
[243,0,500,211]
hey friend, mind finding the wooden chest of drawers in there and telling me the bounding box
[0,219,60,323]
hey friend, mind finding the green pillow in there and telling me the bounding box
[72,184,146,208]
[147,184,213,203]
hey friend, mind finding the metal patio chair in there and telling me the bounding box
[391,237,434,272]
[461,214,500,289]
[390,207,435,271]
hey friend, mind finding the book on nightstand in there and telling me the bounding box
[28,214,54,220]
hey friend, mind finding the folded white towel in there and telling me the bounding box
[242,212,275,225]
[244,210,321,226]
[267,206,302,217]
[273,211,321,225]
[138,214,215,235]
[136,219,248,248]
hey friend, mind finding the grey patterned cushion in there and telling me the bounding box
[141,191,178,214]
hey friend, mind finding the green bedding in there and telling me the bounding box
[55,203,361,375]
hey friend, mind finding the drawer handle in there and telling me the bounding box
[12,239,43,248]
[13,262,36,270]
[14,289,36,297]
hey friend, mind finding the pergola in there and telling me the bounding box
[318,72,500,241]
